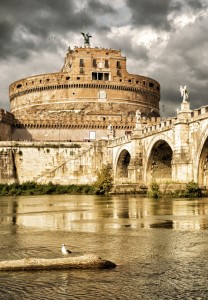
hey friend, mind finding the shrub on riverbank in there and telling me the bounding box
[148,181,162,198]
[93,164,113,195]
[0,182,95,196]
[183,181,202,198]
[147,180,202,198]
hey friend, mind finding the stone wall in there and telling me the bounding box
[0,141,99,185]
[0,109,13,141]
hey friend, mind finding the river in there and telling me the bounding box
[0,194,208,299]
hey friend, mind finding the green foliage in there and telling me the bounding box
[93,164,113,195]
[150,181,160,191]
[148,181,161,198]
[0,182,95,196]
[183,181,202,198]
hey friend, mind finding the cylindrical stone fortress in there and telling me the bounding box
[9,46,160,141]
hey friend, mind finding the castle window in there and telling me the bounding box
[92,59,97,67]
[98,73,103,80]
[149,82,154,88]
[80,68,84,75]
[157,86,160,91]
[143,80,146,85]
[66,76,70,80]
[117,61,121,69]
[92,72,109,81]
[77,77,80,80]
[104,73,109,81]
[128,79,132,83]
[105,60,109,68]
[92,72,97,80]
[17,84,22,88]
[79,59,84,67]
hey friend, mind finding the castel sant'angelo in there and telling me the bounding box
[0,33,160,142]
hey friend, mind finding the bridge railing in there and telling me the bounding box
[191,105,208,119]
[142,117,176,135]
[107,134,132,147]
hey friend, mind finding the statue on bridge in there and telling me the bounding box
[180,86,189,103]
[136,109,142,123]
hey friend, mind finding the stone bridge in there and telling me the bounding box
[107,101,208,187]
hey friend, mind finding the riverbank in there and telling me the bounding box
[0,181,207,197]
[0,182,95,196]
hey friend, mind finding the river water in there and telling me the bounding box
[0,194,208,299]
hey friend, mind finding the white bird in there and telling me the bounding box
[61,244,72,255]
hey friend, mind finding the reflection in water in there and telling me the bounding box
[0,198,18,234]
[1,195,208,231]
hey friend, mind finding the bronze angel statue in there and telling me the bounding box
[81,32,92,46]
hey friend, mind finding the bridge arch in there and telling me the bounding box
[195,125,208,186]
[114,147,131,184]
[144,136,173,183]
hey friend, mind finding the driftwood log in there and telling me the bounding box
[0,254,116,271]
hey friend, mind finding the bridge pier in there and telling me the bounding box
[173,101,193,182]
[127,131,144,184]
[128,155,143,183]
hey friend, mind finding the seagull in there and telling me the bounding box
[61,244,72,255]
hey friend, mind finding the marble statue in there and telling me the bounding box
[180,86,189,103]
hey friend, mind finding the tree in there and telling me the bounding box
[94,164,113,195]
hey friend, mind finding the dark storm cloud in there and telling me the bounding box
[87,0,115,14]
[149,14,208,116]
[125,0,171,30]
[0,21,14,59]
[125,0,205,30]
[0,0,117,61]
[0,0,94,61]
[108,35,150,64]
[172,0,204,11]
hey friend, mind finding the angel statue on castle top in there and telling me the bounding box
[180,85,189,103]
[81,32,92,47]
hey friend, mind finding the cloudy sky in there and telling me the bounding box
[0,0,207,117]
